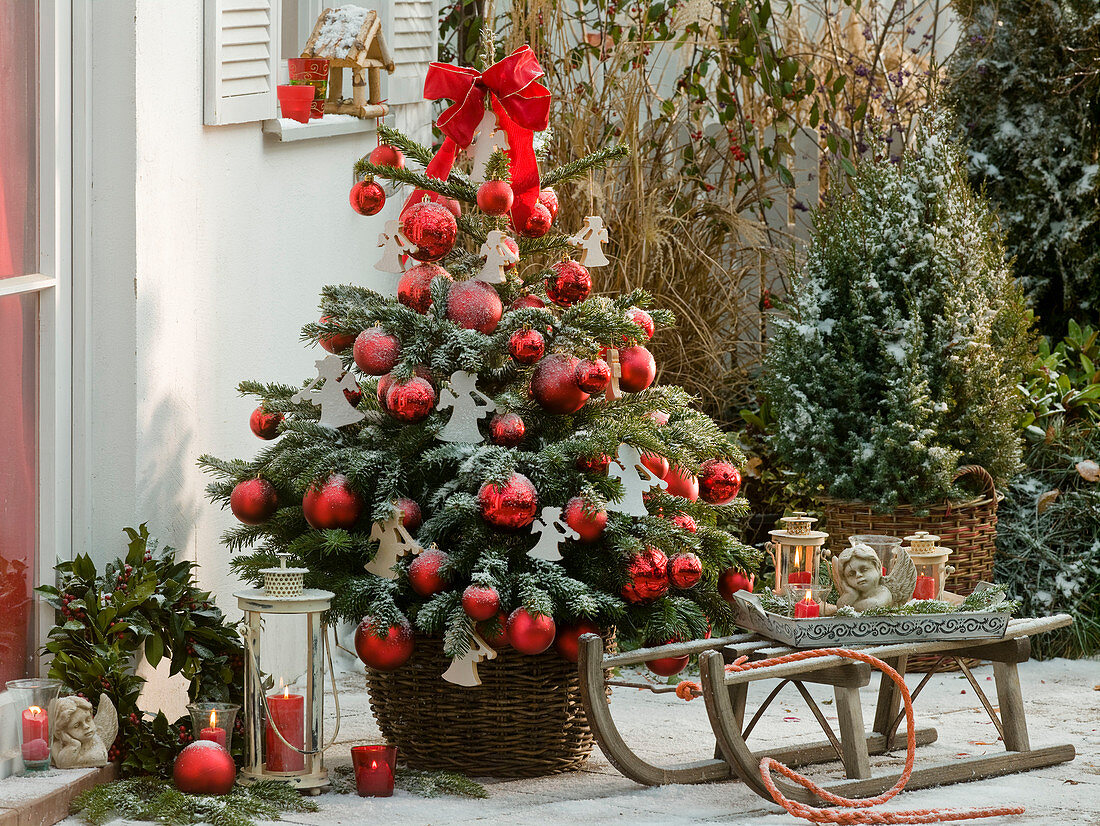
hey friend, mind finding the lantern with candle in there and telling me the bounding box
[235,554,340,794]
[766,512,829,594]
[4,678,63,772]
[187,703,240,751]
[903,531,955,601]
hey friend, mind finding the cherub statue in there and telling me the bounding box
[50,694,118,768]
[831,544,917,613]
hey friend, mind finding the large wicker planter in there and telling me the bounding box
[365,634,598,778]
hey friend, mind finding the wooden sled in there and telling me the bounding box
[577,614,1074,802]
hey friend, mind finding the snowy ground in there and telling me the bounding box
[54,657,1100,826]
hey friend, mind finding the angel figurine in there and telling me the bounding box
[830,544,917,613]
[50,694,118,768]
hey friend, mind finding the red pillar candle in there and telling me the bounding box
[793,592,821,619]
[913,575,938,600]
[201,710,226,747]
[21,706,50,763]
[265,690,305,772]
[787,571,812,585]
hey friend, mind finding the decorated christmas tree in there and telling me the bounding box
[200,37,757,687]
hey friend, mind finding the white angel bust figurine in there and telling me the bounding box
[831,544,916,612]
[50,694,118,768]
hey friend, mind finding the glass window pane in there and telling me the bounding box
[0,292,39,684]
[0,1,39,278]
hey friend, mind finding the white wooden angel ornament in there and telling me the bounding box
[436,371,496,443]
[468,110,510,184]
[528,506,579,562]
[604,348,623,400]
[375,219,416,273]
[568,215,610,267]
[476,230,520,284]
[607,444,667,516]
[365,510,423,579]
[291,354,366,428]
[441,628,498,686]
[828,544,917,613]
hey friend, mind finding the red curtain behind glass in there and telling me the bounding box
[0,4,40,684]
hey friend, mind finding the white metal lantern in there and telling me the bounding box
[767,512,829,595]
[235,555,340,794]
[903,531,955,601]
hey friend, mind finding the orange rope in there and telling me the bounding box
[676,649,1025,824]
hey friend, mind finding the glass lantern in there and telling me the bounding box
[903,531,954,601]
[4,678,63,772]
[235,555,340,794]
[767,512,829,595]
[187,703,240,751]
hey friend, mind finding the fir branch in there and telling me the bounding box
[542,144,630,187]
[354,160,478,203]
[378,124,435,168]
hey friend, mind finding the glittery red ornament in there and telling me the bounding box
[408,548,450,596]
[564,496,607,542]
[670,512,698,533]
[574,358,611,393]
[698,459,742,505]
[355,617,415,670]
[626,307,655,340]
[718,569,755,601]
[646,647,689,677]
[344,380,363,408]
[509,293,545,311]
[489,412,526,446]
[319,315,356,353]
[621,547,670,603]
[462,585,501,621]
[531,354,590,414]
[376,373,394,404]
[640,452,669,480]
[369,144,405,169]
[394,497,422,533]
[446,280,504,334]
[353,327,401,376]
[521,201,553,237]
[647,409,670,426]
[507,607,556,655]
[546,261,592,308]
[667,552,703,589]
[538,188,559,221]
[553,620,600,663]
[398,263,452,314]
[250,407,283,440]
[350,179,386,215]
[618,345,656,392]
[407,187,461,217]
[477,180,514,215]
[508,328,545,364]
[477,612,510,648]
[664,465,699,501]
[385,377,436,423]
[173,741,236,795]
[401,201,458,262]
[230,478,277,525]
[478,472,538,529]
[575,453,611,474]
[303,474,364,530]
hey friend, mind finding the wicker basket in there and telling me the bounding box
[365,634,599,778]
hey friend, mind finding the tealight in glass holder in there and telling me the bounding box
[5,678,63,772]
[187,703,240,751]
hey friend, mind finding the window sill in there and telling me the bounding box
[262,114,377,142]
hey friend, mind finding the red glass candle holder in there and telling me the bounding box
[288,58,329,119]
[351,744,397,797]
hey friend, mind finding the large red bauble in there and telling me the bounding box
[477,612,509,648]
[509,328,545,364]
[354,617,415,671]
[546,261,592,308]
[575,453,611,474]
[553,620,600,663]
[509,294,545,311]
[531,354,590,414]
[462,585,501,621]
[230,478,277,525]
[250,407,283,440]
[621,547,670,603]
[369,144,405,169]
[640,452,669,480]
[646,648,690,677]
[353,327,401,376]
[446,280,504,334]
[394,497,422,533]
[671,512,698,533]
[664,465,700,501]
[489,412,526,447]
[698,459,742,505]
[319,315,356,353]
[478,473,538,529]
[718,569,755,601]
[477,180,514,215]
[385,377,436,423]
[349,180,386,215]
[406,188,461,217]
[626,307,655,340]
[574,358,611,394]
[667,552,703,589]
[507,608,556,655]
[398,263,452,314]
[537,188,559,221]
[173,741,236,795]
[521,201,553,237]
[564,497,607,542]
[618,345,656,392]
[408,548,449,596]
[401,201,458,262]
[303,474,364,530]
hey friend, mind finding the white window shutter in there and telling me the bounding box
[204,0,279,125]
[386,0,435,106]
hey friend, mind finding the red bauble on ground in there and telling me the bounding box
[349,179,385,215]
[509,294,545,311]
[369,144,405,169]
[462,585,501,621]
[538,188,559,221]
[553,620,600,663]
[698,459,742,505]
[640,452,669,480]
[477,180,514,215]
[408,548,449,596]
[531,354,590,414]
[507,608,556,655]
[621,547,670,603]
[394,497,422,533]
[385,377,436,423]
[249,407,283,440]
[173,740,236,795]
[667,552,703,589]
[521,201,553,237]
[618,345,656,392]
[354,617,415,671]
[670,512,698,533]
[478,473,539,529]
[718,569,755,601]
[230,478,277,525]
[401,201,458,261]
[574,358,611,394]
[664,465,699,501]
[477,612,510,648]
[626,307,655,340]
[564,496,607,542]
[353,327,401,376]
[318,315,356,353]
[302,474,363,530]
[446,280,504,334]
[646,647,689,677]
[489,412,526,447]
[398,263,452,314]
[508,328,545,364]
[575,453,611,474]
[546,261,592,308]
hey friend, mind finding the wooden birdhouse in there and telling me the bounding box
[300,6,396,119]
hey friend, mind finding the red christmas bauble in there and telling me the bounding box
[564,496,607,542]
[546,261,592,308]
[319,315,356,353]
[376,373,394,404]
[698,459,742,505]
[647,409,670,426]
[173,741,236,795]
[398,263,452,314]
[509,328,545,364]
[394,497,422,533]
[250,407,283,440]
[667,552,703,589]
[230,478,277,525]
[521,201,553,237]
[640,452,669,480]
[401,201,458,262]
[507,607,556,655]
[489,412,526,447]
[478,473,539,529]
[446,280,504,334]
[538,188,559,221]
[408,548,449,596]
[618,345,656,392]
[621,547,670,603]
[477,180,514,215]
[355,617,415,671]
[510,294,545,311]
[646,649,689,677]
[670,512,698,533]
[718,569,755,601]
[344,380,363,408]
[462,585,501,621]
[353,327,401,376]
[574,358,611,393]
[531,354,590,414]
[350,180,386,215]
[385,377,436,423]
[406,188,461,218]
[303,474,363,530]
[553,620,600,663]
[478,612,510,648]
[369,144,405,169]
[664,465,699,500]
[500,235,520,268]
[626,307,655,340]
[575,453,611,474]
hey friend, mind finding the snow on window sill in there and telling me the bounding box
[262,114,377,142]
